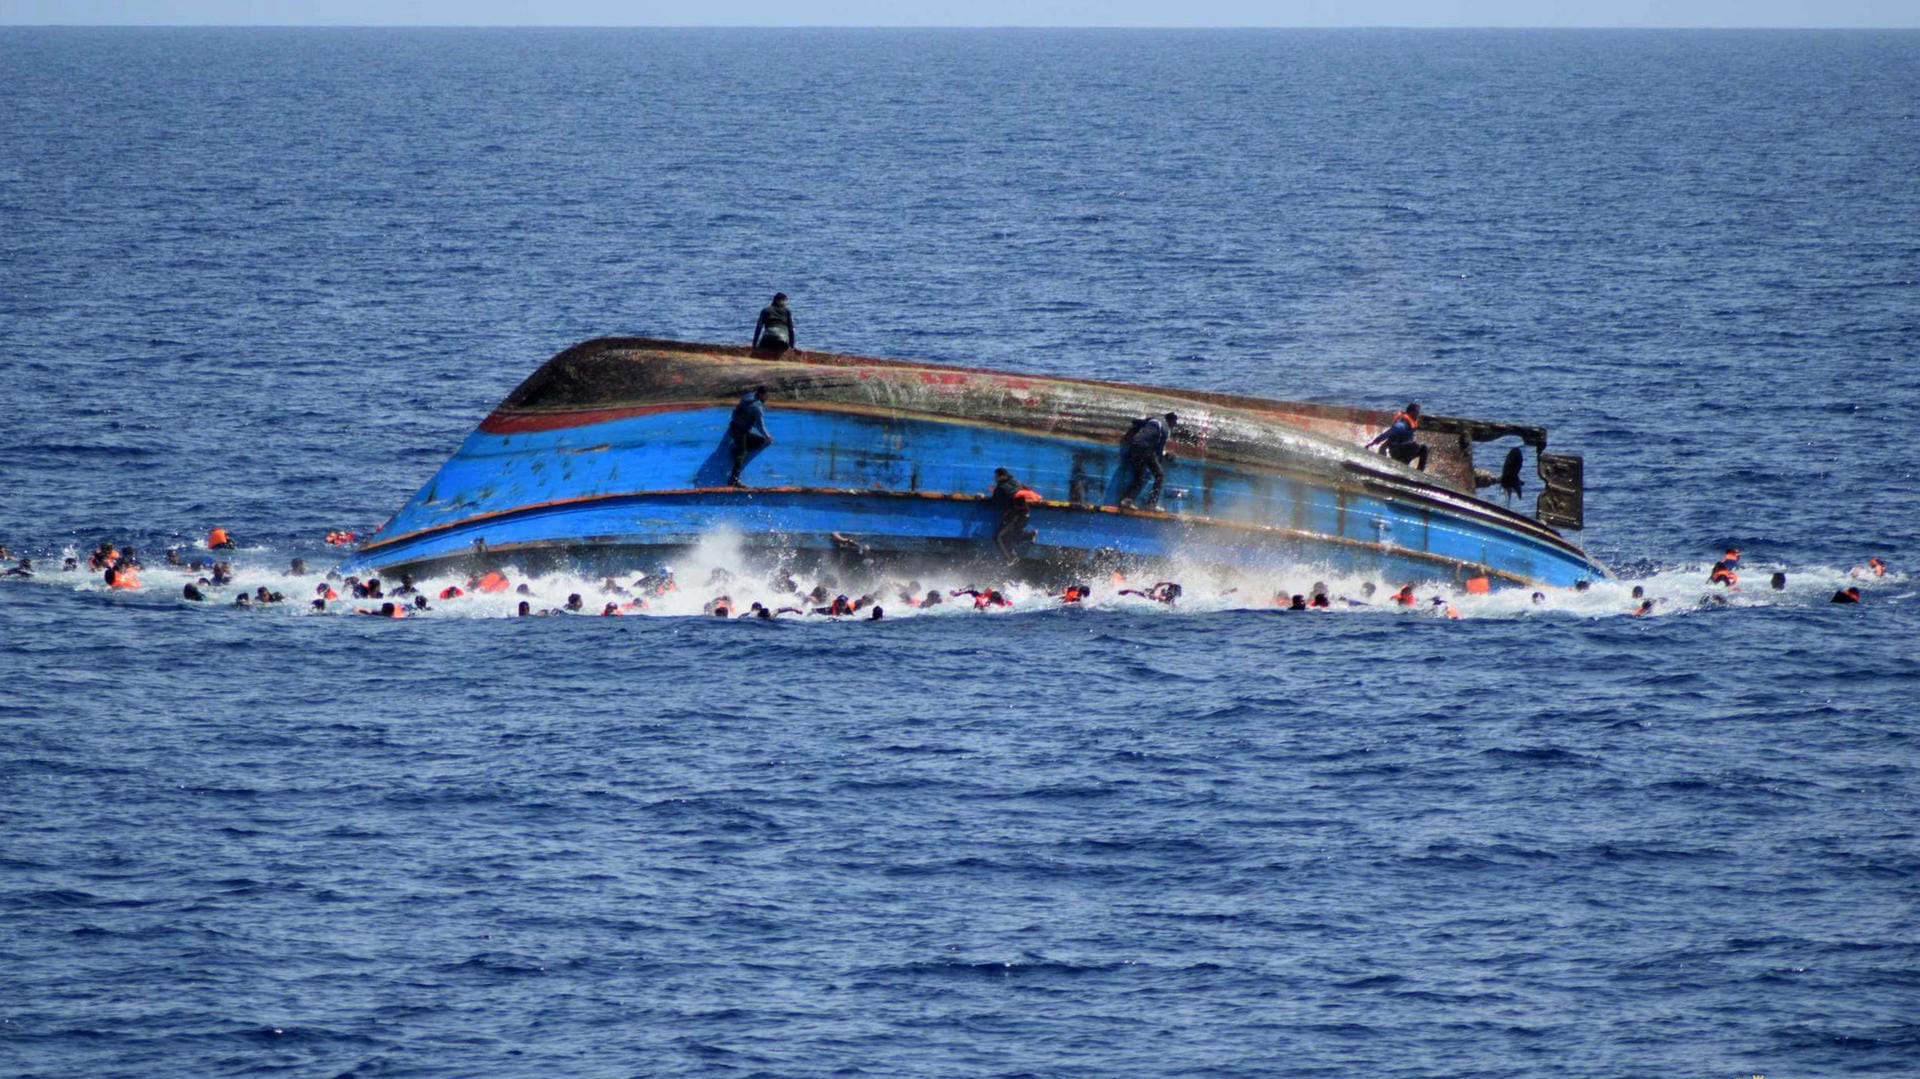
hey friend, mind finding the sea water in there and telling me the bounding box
[2,28,1917,1077]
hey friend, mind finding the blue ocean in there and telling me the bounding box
[3,27,1918,1078]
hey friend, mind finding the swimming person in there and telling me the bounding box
[753,293,795,353]
[1118,412,1177,509]
[1366,403,1429,471]
[727,387,773,488]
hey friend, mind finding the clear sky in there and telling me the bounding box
[3,0,1916,27]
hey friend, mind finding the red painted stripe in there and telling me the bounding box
[478,403,698,434]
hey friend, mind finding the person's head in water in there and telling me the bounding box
[1531,591,1546,604]
[869,606,884,621]
[517,600,532,616]
[1574,579,1591,592]
[1770,571,1787,590]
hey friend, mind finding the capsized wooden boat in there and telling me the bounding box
[342,337,1603,587]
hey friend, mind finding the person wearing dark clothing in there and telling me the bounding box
[1118,412,1177,509]
[727,387,773,487]
[990,467,1039,563]
[1367,402,1428,471]
[753,293,795,353]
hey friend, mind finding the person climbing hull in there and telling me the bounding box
[340,337,1605,587]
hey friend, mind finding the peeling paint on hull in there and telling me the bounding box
[344,338,1607,587]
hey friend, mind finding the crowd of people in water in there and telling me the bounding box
[0,531,1898,624]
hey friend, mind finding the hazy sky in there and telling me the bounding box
[5,1,1917,27]
[0,0,1912,26]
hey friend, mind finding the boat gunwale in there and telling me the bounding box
[346,487,1556,588]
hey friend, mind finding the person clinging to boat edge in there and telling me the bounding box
[1367,402,1429,471]
[1118,411,1178,509]
[726,386,773,488]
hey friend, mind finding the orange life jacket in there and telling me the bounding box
[1014,488,1043,504]
[1464,576,1491,595]
[1394,587,1416,606]
[476,571,509,593]
[439,586,463,600]
[207,528,229,548]
[1394,411,1419,430]
[112,571,141,590]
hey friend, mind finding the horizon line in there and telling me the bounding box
[6,22,1917,29]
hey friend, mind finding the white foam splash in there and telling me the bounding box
[4,540,1906,623]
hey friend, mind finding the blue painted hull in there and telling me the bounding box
[344,339,1607,588]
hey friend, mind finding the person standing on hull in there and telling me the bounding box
[753,292,795,354]
[727,387,773,488]
[1367,402,1429,471]
[1118,412,1177,509]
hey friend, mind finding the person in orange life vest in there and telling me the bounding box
[991,468,1042,563]
[1059,583,1091,604]
[1852,557,1886,578]
[207,527,235,550]
[1830,586,1861,604]
[1722,547,1740,564]
[1367,403,1429,471]
[1392,584,1417,606]
[949,587,1010,609]
[1708,561,1738,587]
